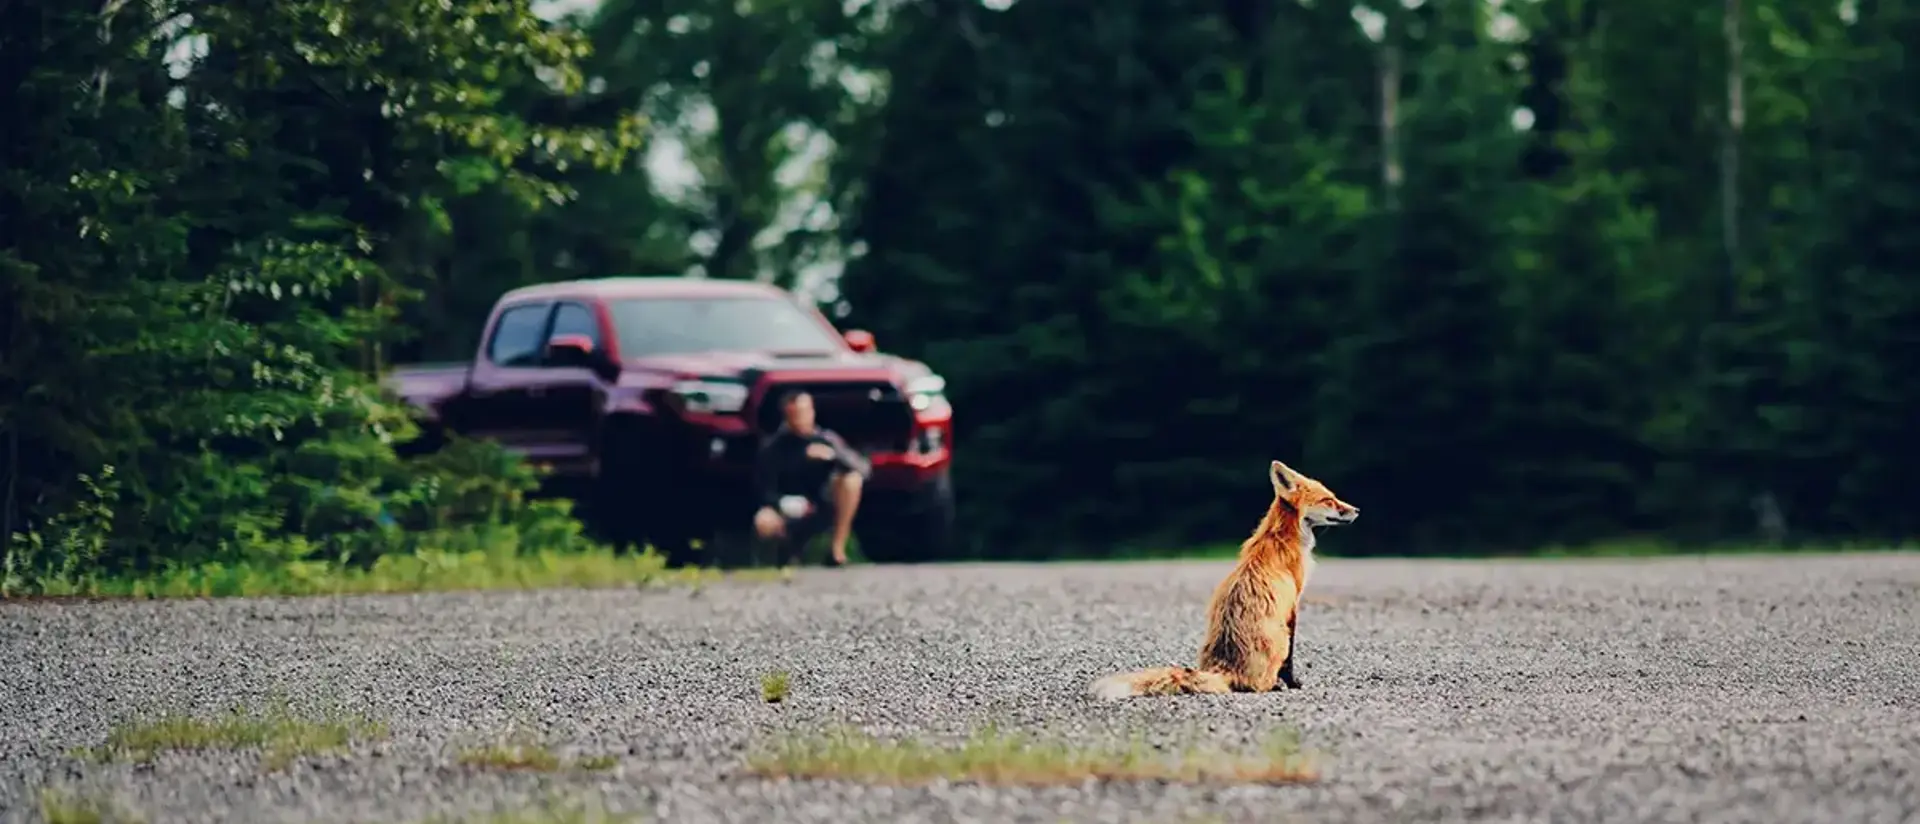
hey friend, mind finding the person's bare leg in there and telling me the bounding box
[754,507,785,540]
[828,473,863,564]
[754,506,797,566]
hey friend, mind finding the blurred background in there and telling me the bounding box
[6,0,1917,593]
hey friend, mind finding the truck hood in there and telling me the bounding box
[630,349,918,379]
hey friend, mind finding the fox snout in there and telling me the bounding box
[1323,502,1359,525]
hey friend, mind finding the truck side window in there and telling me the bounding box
[546,302,601,358]
[487,303,552,368]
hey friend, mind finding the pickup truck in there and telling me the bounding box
[383,276,955,566]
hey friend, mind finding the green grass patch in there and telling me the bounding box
[455,727,618,773]
[411,796,638,824]
[1069,536,1920,564]
[722,566,797,584]
[22,545,741,600]
[38,787,145,824]
[457,740,564,772]
[744,726,1316,786]
[76,701,385,770]
[456,742,618,773]
[573,753,619,771]
[760,670,791,704]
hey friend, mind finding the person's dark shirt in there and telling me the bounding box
[754,424,871,508]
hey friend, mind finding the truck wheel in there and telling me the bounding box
[652,529,702,570]
[855,469,956,564]
[705,525,766,569]
[594,480,697,566]
[597,421,701,569]
[637,482,703,569]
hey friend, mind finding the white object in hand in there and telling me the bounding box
[777,495,811,518]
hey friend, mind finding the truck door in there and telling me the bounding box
[524,300,609,475]
[460,300,554,452]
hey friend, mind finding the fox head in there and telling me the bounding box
[1269,460,1359,528]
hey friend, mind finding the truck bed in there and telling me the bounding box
[383,361,470,406]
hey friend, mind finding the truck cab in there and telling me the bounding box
[386,276,956,566]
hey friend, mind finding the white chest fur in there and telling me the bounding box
[1298,523,1318,589]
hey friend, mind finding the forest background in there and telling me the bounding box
[7,0,1916,594]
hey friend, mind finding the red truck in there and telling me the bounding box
[384,276,955,566]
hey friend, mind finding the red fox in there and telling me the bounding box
[1088,460,1358,699]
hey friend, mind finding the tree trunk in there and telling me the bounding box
[1720,0,1743,295]
[1379,41,1402,208]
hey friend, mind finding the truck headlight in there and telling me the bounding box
[914,426,945,454]
[671,379,748,414]
[905,374,947,411]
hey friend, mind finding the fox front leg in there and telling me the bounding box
[1276,610,1303,689]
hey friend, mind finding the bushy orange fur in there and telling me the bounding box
[1087,460,1358,700]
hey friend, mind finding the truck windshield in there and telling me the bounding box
[607,296,845,357]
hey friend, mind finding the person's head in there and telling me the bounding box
[781,390,816,434]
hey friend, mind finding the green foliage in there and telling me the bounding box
[38,786,145,824]
[833,0,1920,556]
[11,0,1920,574]
[0,0,642,595]
[77,700,386,769]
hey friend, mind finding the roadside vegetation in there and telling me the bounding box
[38,787,146,824]
[1090,537,1920,564]
[455,727,619,774]
[13,0,1920,601]
[36,540,706,600]
[744,726,1317,786]
[75,701,385,771]
[410,797,639,824]
[760,670,792,704]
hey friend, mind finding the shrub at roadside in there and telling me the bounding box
[0,3,644,598]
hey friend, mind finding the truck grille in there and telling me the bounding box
[754,380,913,453]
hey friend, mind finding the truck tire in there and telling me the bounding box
[636,478,702,569]
[596,419,701,569]
[855,469,956,564]
[704,525,767,569]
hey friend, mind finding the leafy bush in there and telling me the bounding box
[0,2,642,596]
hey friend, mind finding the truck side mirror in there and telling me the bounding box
[545,334,613,378]
[844,329,876,353]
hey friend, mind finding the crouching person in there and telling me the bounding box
[752,390,870,567]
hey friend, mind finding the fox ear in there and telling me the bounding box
[1269,460,1296,493]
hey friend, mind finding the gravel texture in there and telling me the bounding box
[2,552,1917,824]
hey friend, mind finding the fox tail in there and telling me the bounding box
[1086,666,1233,700]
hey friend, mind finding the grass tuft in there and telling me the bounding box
[458,740,563,772]
[411,795,638,824]
[93,545,714,599]
[760,670,791,704]
[76,701,384,770]
[17,541,823,601]
[456,729,618,773]
[719,564,797,584]
[573,753,619,771]
[744,726,1317,786]
[38,788,144,824]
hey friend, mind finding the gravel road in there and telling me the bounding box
[2,552,1917,824]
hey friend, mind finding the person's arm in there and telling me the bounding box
[819,429,871,478]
